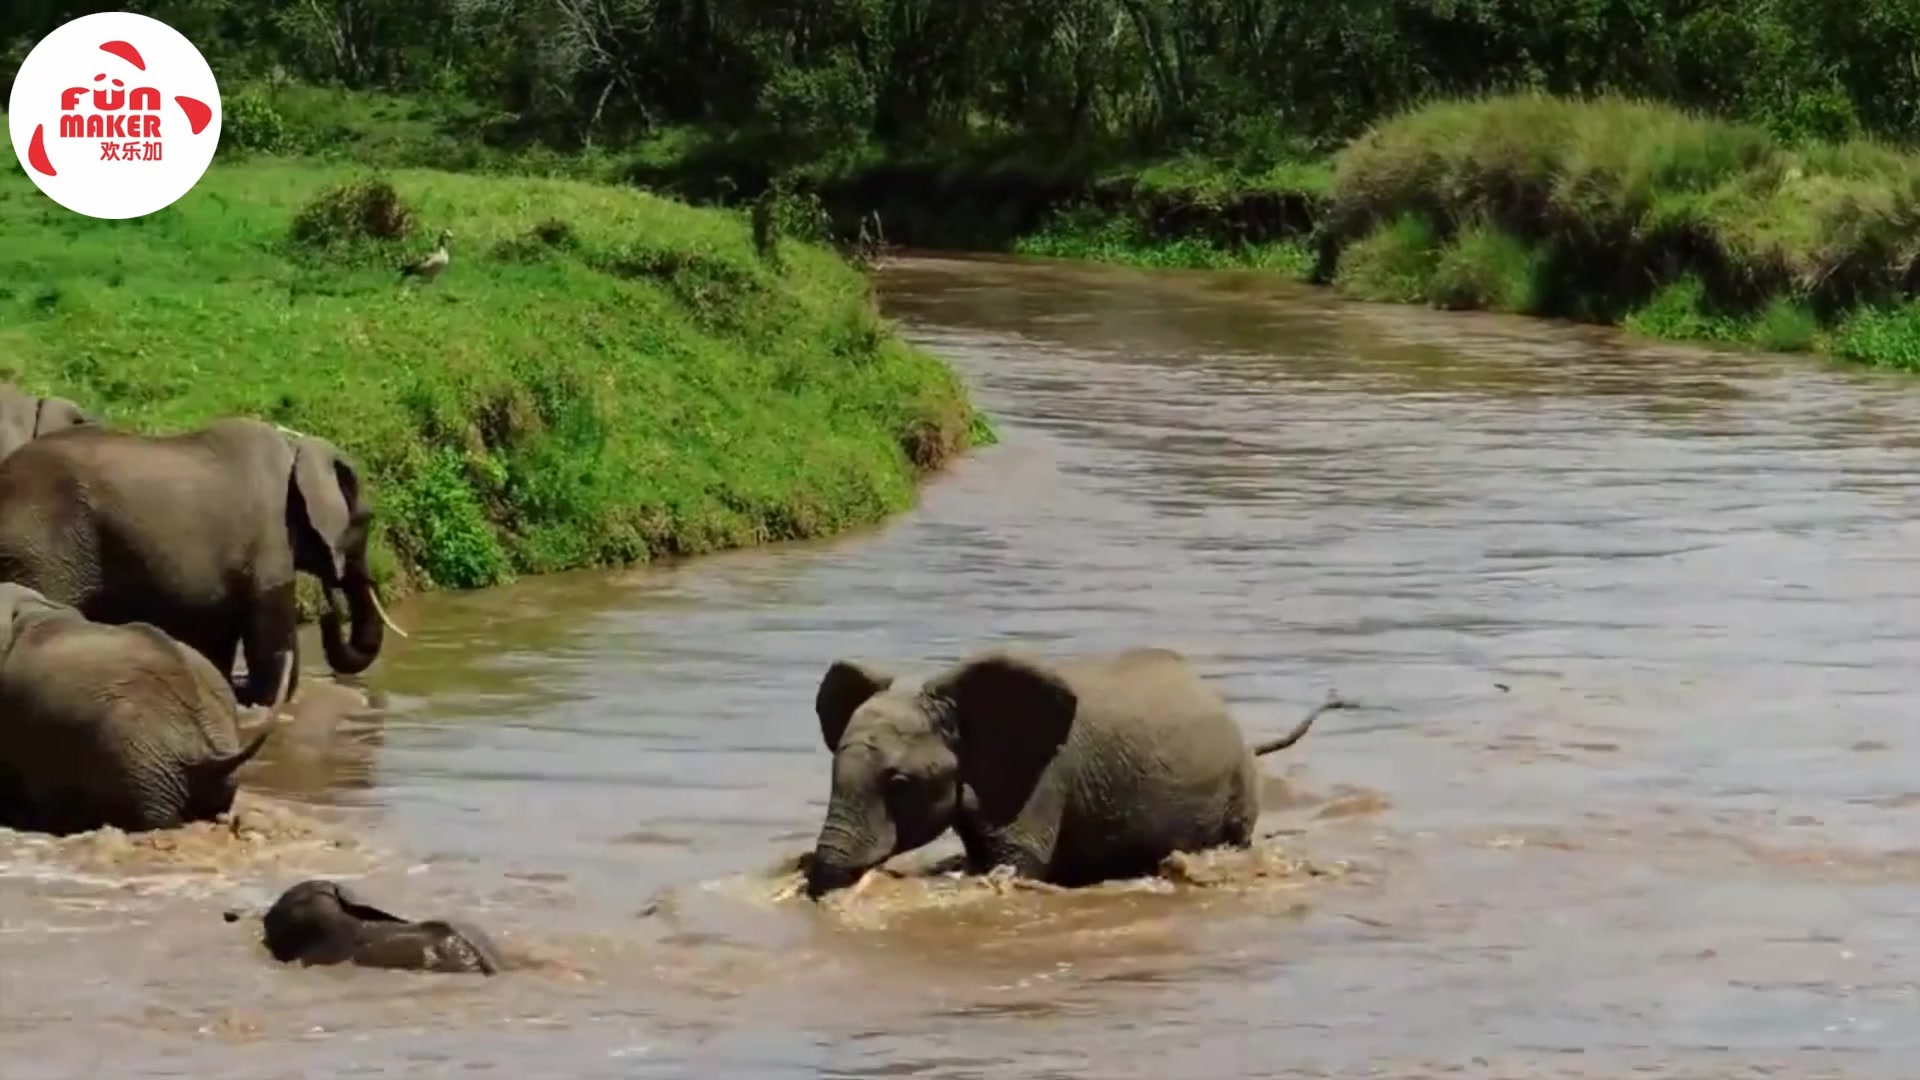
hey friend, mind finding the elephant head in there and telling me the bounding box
[282,432,396,675]
[260,879,502,974]
[0,383,95,461]
[805,650,1076,898]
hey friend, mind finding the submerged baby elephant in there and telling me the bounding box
[259,879,503,975]
[805,645,1352,897]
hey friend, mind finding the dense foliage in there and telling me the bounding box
[9,1,1920,166]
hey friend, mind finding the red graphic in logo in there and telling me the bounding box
[99,40,145,69]
[24,39,214,177]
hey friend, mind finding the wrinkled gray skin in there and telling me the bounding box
[0,382,96,461]
[0,417,393,707]
[806,646,1342,897]
[260,879,503,975]
[0,583,282,835]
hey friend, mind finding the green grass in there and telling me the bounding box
[1012,205,1314,278]
[1005,91,1920,374]
[1007,152,1327,278]
[0,156,989,598]
[1331,213,1442,303]
[1107,154,1334,204]
[1316,91,1920,365]
[178,85,1920,377]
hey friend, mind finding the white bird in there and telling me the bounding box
[400,229,452,282]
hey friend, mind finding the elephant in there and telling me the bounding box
[804,645,1352,898]
[0,416,406,708]
[0,382,96,461]
[0,582,288,835]
[258,879,503,975]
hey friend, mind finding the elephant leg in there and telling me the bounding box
[239,581,300,709]
[953,801,1051,881]
[178,631,242,699]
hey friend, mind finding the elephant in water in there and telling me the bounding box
[0,382,95,461]
[0,583,286,835]
[804,645,1351,897]
[258,879,502,975]
[0,416,406,709]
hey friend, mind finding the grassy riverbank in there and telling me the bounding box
[0,157,988,599]
[323,85,1920,375]
[203,84,1920,374]
[1005,93,1920,371]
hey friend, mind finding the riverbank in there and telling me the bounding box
[0,157,989,601]
[165,84,1920,379]
[1005,94,1920,371]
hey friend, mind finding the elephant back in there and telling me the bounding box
[1048,650,1263,864]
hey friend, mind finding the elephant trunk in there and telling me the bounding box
[319,570,385,675]
[804,855,868,898]
[804,809,894,899]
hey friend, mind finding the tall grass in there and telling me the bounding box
[1325,93,1920,332]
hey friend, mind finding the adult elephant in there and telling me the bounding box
[803,645,1352,898]
[0,582,287,834]
[0,416,404,708]
[0,381,96,460]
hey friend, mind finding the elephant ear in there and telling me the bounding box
[924,650,1077,824]
[329,882,407,924]
[815,660,894,751]
[33,395,94,436]
[289,435,363,581]
[184,726,272,788]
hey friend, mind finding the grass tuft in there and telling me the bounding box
[1830,304,1920,371]
[1428,221,1545,314]
[1333,214,1441,303]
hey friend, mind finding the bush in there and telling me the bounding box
[1333,214,1440,304]
[288,177,417,250]
[222,90,290,154]
[1429,222,1544,313]
[1326,92,1920,316]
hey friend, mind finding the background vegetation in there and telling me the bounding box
[10,1,1920,395]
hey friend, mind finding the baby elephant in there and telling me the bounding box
[259,879,503,975]
[805,645,1350,897]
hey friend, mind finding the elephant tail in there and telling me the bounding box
[1250,692,1357,756]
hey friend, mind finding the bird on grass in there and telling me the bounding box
[399,229,453,283]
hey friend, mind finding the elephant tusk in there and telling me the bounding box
[368,588,409,639]
[268,652,295,719]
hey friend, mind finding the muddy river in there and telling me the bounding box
[7,255,1920,1076]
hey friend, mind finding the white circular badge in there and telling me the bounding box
[7,11,223,220]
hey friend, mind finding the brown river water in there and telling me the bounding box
[8,254,1920,1077]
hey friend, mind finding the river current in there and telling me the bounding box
[6,255,1920,1077]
